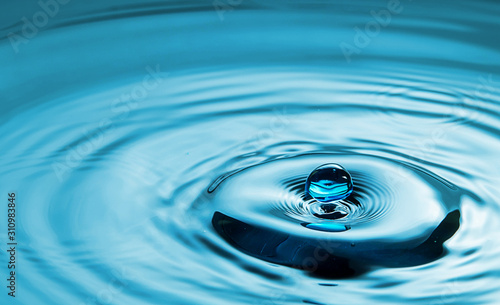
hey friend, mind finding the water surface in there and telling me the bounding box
[1,0,500,304]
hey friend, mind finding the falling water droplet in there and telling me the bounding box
[305,163,354,202]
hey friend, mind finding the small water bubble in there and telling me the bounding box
[310,202,348,220]
[305,163,353,202]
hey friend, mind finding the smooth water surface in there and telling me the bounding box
[1,0,500,304]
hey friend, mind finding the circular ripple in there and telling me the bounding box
[209,152,463,276]
[1,1,499,300]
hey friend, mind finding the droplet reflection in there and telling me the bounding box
[305,163,354,202]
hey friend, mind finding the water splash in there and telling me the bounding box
[209,155,464,276]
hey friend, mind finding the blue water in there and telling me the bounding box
[305,163,353,202]
[1,0,500,304]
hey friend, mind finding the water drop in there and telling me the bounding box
[305,163,354,202]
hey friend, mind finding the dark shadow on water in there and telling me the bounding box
[212,210,460,279]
